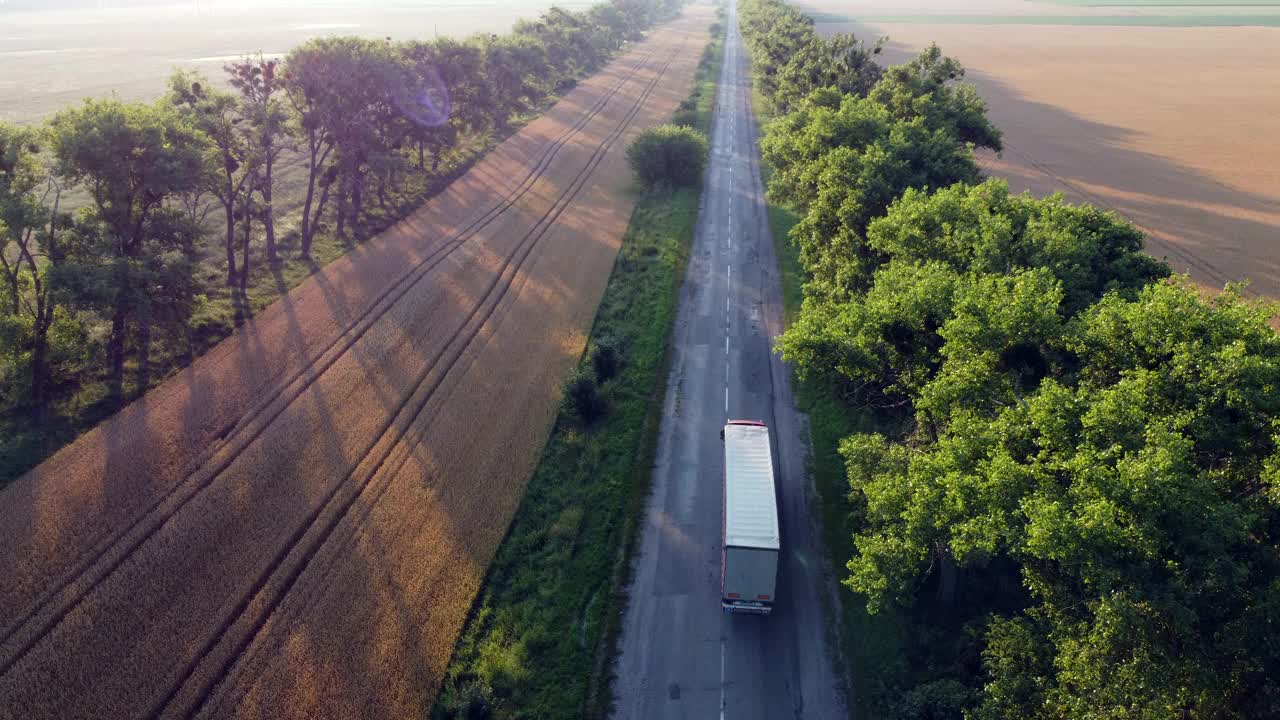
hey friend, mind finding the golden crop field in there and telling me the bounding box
[0,10,710,719]
[806,0,1280,299]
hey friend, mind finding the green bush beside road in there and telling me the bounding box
[626,124,709,190]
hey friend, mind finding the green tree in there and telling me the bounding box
[282,40,340,259]
[739,0,821,101]
[398,37,487,172]
[479,31,551,127]
[844,281,1280,719]
[626,124,708,189]
[868,44,1002,153]
[779,180,1169,405]
[48,98,209,402]
[866,180,1169,316]
[0,123,67,420]
[565,366,606,425]
[168,69,252,286]
[283,36,405,245]
[774,114,982,298]
[772,33,883,114]
[226,54,289,265]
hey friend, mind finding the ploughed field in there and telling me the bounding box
[0,11,707,720]
[808,0,1280,299]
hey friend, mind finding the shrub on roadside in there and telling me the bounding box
[591,334,622,382]
[672,99,697,128]
[626,124,708,189]
[564,367,607,425]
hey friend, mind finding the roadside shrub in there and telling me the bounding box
[591,334,622,382]
[889,679,975,720]
[672,99,697,128]
[564,367,607,425]
[626,124,708,189]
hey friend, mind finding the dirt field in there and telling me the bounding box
[805,1,1280,299]
[0,9,709,719]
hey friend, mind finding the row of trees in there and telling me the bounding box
[0,0,684,471]
[740,0,1280,718]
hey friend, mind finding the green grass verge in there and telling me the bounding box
[431,29,723,720]
[431,187,700,720]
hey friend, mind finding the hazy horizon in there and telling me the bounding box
[0,0,598,124]
[2,0,596,10]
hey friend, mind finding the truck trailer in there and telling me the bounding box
[721,420,780,615]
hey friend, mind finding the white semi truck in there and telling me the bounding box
[721,420,780,615]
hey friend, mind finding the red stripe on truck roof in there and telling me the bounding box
[726,419,766,427]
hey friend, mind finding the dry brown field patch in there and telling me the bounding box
[0,9,709,719]
[807,3,1280,298]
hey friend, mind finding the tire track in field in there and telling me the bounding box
[0,49,656,679]
[1000,140,1236,289]
[153,38,689,720]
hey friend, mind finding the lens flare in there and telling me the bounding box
[395,65,451,128]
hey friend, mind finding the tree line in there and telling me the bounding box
[739,0,1280,718]
[0,0,685,481]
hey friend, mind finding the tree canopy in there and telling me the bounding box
[847,282,1280,719]
[739,1,1280,717]
[626,124,709,189]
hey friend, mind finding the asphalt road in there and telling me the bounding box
[612,3,848,718]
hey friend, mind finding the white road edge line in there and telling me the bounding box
[720,638,727,720]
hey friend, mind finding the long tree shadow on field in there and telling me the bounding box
[829,23,1280,298]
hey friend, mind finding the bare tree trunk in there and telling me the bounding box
[300,129,320,260]
[935,545,958,613]
[240,201,253,295]
[312,178,333,254]
[0,254,19,314]
[224,199,238,286]
[136,316,152,396]
[27,187,60,422]
[417,139,425,169]
[108,298,127,404]
[262,154,277,264]
[335,169,349,241]
[29,302,50,423]
[351,170,364,228]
